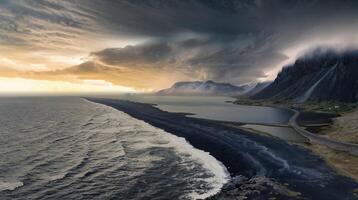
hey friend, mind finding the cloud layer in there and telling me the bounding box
[1,0,358,90]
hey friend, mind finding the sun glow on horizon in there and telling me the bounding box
[0,77,138,94]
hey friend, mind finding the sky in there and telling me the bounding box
[1,0,358,93]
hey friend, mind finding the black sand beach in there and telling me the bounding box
[87,98,358,200]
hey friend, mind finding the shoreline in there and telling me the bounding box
[85,98,231,200]
[87,97,358,200]
[233,97,358,181]
[288,108,358,155]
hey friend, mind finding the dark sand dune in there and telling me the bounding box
[87,98,358,200]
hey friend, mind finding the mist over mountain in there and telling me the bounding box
[254,48,358,103]
[157,80,247,96]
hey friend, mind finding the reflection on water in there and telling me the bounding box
[241,125,308,143]
[99,94,293,124]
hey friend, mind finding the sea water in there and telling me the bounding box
[0,97,228,200]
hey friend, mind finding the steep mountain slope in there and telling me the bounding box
[157,80,246,96]
[254,49,358,103]
[244,81,271,97]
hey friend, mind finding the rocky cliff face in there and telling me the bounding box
[254,49,358,103]
[157,80,246,96]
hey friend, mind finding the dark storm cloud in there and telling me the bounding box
[80,0,358,39]
[81,0,358,84]
[80,0,257,38]
[1,0,358,85]
[91,42,173,65]
[89,32,288,83]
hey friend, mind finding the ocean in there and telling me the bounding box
[0,97,228,200]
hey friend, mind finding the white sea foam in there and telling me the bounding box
[149,129,230,199]
[0,181,23,191]
[87,99,230,199]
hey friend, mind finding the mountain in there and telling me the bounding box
[157,80,246,96]
[254,49,358,103]
[244,81,271,97]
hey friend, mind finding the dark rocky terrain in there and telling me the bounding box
[254,49,358,103]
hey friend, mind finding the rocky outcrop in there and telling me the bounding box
[207,175,301,200]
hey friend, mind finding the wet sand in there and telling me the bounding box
[239,124,308,143]
[87,98,358,200]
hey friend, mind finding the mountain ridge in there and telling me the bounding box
[254,49,358,103]
[157,80,247,96]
